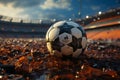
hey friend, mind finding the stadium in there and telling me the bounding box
[0,1,120,80]
[0,8,120,40]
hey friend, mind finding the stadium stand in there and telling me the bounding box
[0,7,120,39]
[0,17,52,38]
[83,7,120,40]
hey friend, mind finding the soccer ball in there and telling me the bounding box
[46,21,87,58]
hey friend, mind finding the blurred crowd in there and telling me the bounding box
[0,38,120,80]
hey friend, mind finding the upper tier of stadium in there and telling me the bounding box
[0,7,120,39]
[0,7,120,26]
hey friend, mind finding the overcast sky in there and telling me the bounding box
[0,0,120,20]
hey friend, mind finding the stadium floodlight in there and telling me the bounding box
[86,15,89,18]
[117,12,120,15]
[39,20,42,24]
[97,17,100,20]
[53,19,56,22]
[93,19,96,21]
[98,11,102,15]
[69,18,72,21]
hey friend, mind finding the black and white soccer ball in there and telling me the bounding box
[46,21,87,58]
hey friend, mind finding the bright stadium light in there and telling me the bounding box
[78,12,81,15]
[98,11,102,15]
[97,17,100,20]
[39,20,42,24]
[69,18,72,21]
[93,19,96,21]
[117,12,120,15]
[86,15,89,18]
[53,19,56,22]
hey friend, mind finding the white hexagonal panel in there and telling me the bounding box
[53,21,66,28]
[81,37,87,49]
[48,28,60,41]
[59,33,72,45]
[72,49,82,58]
[71,28,82,38]
[46,27,54,41]
[61,45,73,55]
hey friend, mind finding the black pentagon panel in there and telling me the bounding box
[62,54,73,60]
[68,36,82,52]
[59,23,74,35]
[77,49,85,58]
[81,48,85,55]
[51,37,64,52]
[77,27,86,37]
[77,38,82,48]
